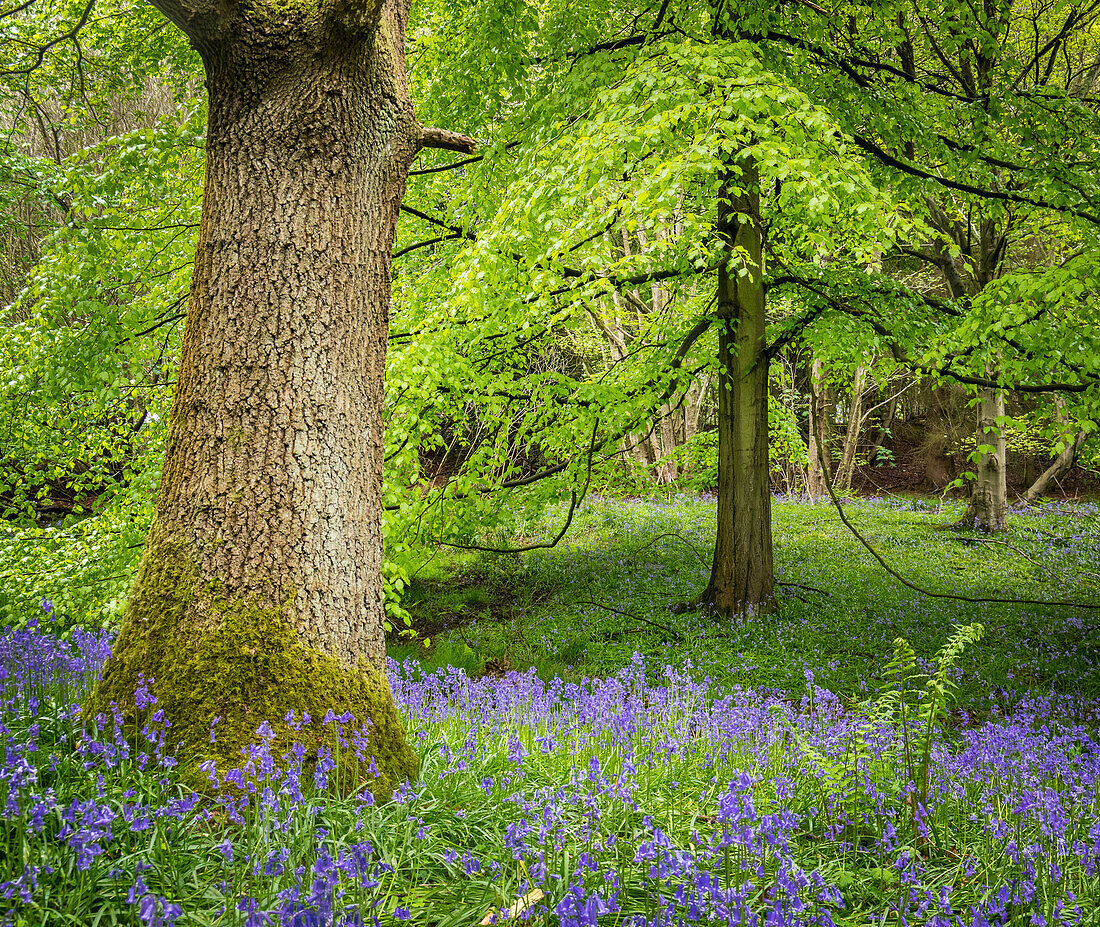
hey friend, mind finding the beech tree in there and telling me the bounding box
[794,0,1100,528]
[75,0,474,792]
[408,24,901,617]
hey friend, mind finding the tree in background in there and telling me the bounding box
[797,0,1100,527]
[399,15,901,617]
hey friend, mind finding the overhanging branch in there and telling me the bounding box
[419,127,477,155]
[778,270,1100,394]
[852,134,1100,226]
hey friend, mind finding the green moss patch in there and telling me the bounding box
[86,528,419,800]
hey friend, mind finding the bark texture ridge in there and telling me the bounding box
[89,0,423,795]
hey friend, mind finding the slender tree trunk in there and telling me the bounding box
[1025,432,1087,502]
[963,385,1007,531]
[698,154,775,616]
[684,375,709,443]
[834,364,867,492]
[88,2,437,796]
[646,235,679,484]
[600,226,692,485]
[806,358,832,499]
[654,402,680,483]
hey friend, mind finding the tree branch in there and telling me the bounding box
[144,0,222,43]
[851,134,1100,226]
[1,0,95,76]
[436,419,600,553]
[409,141,522,177]
[393,232,462,259]
[776,269,1099,394]
[419,127,477,154]
[0,0,39,20]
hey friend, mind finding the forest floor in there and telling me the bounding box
[391,492,1100,714]
[7,492,1100,925]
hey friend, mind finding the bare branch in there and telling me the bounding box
[409,153,483,176]
[0,0,95,77]
[419,127,477,154]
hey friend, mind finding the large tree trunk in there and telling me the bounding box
[962,385,1007,531]
[698,154,775,616]
[89,2,432,797]
[806,357,832,499]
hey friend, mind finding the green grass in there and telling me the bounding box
[390,492,1100,709]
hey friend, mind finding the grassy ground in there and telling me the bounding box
[389,492,1100,711]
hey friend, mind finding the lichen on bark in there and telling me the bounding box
[86,529,419,800]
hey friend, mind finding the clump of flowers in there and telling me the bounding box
[1,608,1098,926]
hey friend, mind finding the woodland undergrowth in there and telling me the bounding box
[2,495,1099,927]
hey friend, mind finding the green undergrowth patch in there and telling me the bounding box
[396,493,1100,711]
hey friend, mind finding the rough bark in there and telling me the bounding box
[88,0,438,796]
[806,357,832,499]
[698,154,775,616]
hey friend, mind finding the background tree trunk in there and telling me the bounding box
[684,375,709,444]
[806,357,832,499]
[834,363,867,492]
[963,384,1007,531]
[599,225,697,484]
[1024,432,1087,502]
[927,206,1010,530]
[1025,408,1088,502]
[699,154,775,616]
[89,3,423,797]
[867,384,900,466]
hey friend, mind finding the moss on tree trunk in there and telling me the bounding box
[87,0,427,799]
[87,530,419,799]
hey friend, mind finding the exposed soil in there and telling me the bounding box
[850,434,1099,499]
